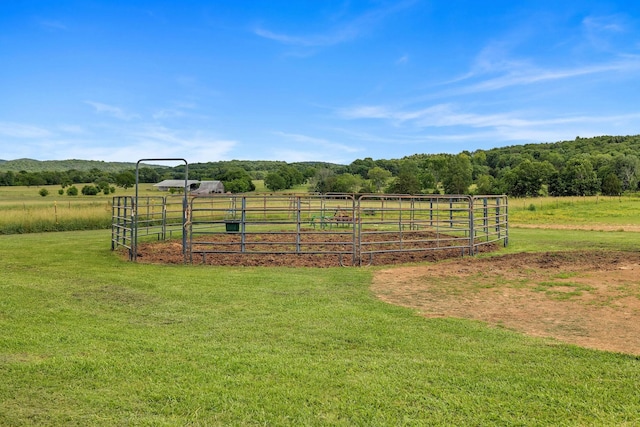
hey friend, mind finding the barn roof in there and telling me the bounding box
[191,180,225,194]
[153,179,200,188]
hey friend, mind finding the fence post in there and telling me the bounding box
[469,196,475,255]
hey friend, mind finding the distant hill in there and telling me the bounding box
[0,158,166,173]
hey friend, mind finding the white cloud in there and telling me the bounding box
[583,15,625,34]
[152,109,186,120]
[336,100,640,149]
[38,19,68,31]
[253,27,352,47]
[85,101,139,120]
[131,126,237,163]
[0,122,52,138]
[254,0,416,48]
[273,131,360,153]
[456,60,640,95]
[57,124,86,134]
[396,54,409,65]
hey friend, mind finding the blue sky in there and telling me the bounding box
[1,1,640,165]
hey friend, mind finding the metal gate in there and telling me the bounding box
[188,194,358,266]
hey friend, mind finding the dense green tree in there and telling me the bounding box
[561,158,600,196]
[503,159,555,197]
[442,154,472,194]
[215,167,255,193]
[373,159,399,175]
[387,160,422,194]
[138,167,161,183]
[224,179,255,193]
[264,173,287,191]
[367,166,392,193]
[612,154,639,191]
[312,168,336,193]
[115,171,136,189]
[333,173,362,193]
[422,154,449,185]
[0,171,16,185]
[349,157,376,178]
[474,174,497,195]
[277,165,304,188]
[601,172,622,196]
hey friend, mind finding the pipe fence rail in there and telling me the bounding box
[112,193,508,266]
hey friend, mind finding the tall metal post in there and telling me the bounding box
[135,158,188,262]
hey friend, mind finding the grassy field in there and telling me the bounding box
[2,189,640,424]
[1,229,640,425]
[509,194,640,227]
[0,182,318,234]
[0,184,160,234]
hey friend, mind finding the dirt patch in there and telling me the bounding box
[133,231,497,267]
[372,251,640,355]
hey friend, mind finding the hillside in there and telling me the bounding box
[0,158,166,173]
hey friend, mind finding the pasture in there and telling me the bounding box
[1,189,640,425]
[0,184,157,234]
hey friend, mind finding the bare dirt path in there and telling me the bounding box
[372,251,640,355]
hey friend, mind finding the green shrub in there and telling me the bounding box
[81,185,99,196]
[66,186,78,196]
[38,188,49,197]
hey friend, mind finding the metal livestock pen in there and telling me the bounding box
[112,193,508,266]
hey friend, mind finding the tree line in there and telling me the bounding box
[259,135,640,197]
[2,134,640,197]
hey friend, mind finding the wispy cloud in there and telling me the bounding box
[337,101,640,148]
[152,109,186,120]
[38,19,68,31]
[152,101,202,120]
[582,14,629,52]
[273,131,360,153]
[254,1,416,48]
[0,122,52,138]
[432,54,640,100]
[340,102,640,129]
[438,12,640,97]
[85,101,139,120]
[583,15,625,34]
[396,54,409,65]
[57,124,86,134]
[254,27,358,48]
[131,126,237,162]
[457,59,640,95]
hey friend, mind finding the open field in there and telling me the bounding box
[509,194,640,230]
[1,189,640,424]
[0,184,159,234]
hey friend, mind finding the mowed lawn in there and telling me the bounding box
[1,229,639,425]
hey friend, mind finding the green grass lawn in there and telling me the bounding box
[1,229,640,425]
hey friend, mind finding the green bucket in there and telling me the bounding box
[225,221,240,232]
